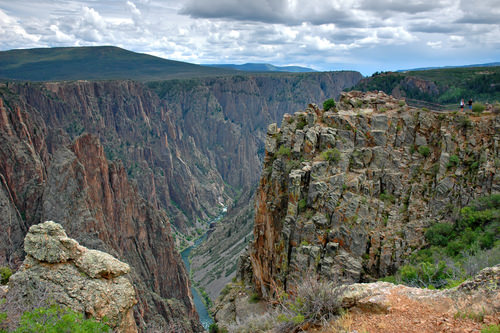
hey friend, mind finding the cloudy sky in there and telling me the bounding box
[0,0,499,75]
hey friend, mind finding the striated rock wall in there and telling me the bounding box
[249,91,499,296]
[0,89,201,331]
[2,71,361,235]
[4,221,137,332]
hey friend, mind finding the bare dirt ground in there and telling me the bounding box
[312,289,499,333]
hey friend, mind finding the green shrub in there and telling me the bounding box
[393,194,499,289]
[276,146,291,158]
[209,323,228,333]
[0,267,12,285]
[321,148,341,163]
[323,98,336,111]
[425,223,454,247]
[378,275,398,284]
[0,309,6,332]
[418,145,431,158]
[447,155,460,168]
[379,192,395,204]
[298,199,307,211]
[472,102,485,114]
[248,293,260,304]
[457,115,471,130]
[15,304,110,333]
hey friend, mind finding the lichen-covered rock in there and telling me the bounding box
[248,91,499,296]
[24,221,82,263]
[5,221,137,332]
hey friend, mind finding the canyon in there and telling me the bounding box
[0,71,362,330]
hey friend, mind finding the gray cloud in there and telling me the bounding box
[361,0,447,14]
[0,0,499,75]
[180,0,288,23]
[180,0,366,28]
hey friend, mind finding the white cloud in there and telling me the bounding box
[427,41,442,48]
[0,0,498,74]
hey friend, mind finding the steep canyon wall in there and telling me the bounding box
[0,71,362,327]
[248,91,499,296]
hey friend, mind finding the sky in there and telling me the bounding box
[0,0,499,75]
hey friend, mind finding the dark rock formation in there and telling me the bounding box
[0,89,201,330]
[248,91,499,296]
[4,221,137,332]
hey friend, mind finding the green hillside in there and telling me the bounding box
[0,46,239,81]
[349,66,500,106]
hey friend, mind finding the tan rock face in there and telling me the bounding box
[248,91,499,296]
[6,221,137,332]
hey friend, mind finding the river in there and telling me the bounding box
[180,209,226,330]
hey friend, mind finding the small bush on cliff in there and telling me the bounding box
[447,155,460,168]
[323,98,336,111]
[209,323,228,333]
[418,145,431,158]
[276,146,291,158]
[296,115,307,130]
[321,148,341,163]
[275,276,343,333]
[15,304,110,332]
[0,267,12,285]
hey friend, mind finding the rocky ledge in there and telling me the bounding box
[214,265,499,332]
[3,221,137,332]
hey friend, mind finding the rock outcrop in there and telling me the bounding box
[4,221,137,332]
[248,90,499,296]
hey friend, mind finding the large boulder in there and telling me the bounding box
[4,221,137,332]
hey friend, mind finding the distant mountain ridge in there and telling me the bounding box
[397,62,500,72]
[205,63,316,72]
[0,46,239,81]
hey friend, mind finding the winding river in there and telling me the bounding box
[181,209,226,330]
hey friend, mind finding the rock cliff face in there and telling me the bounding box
[1,72,361,236]
[4,221,137,332]
[248,91,499,296]
[0,72,362,327]
[0,89,201,330]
